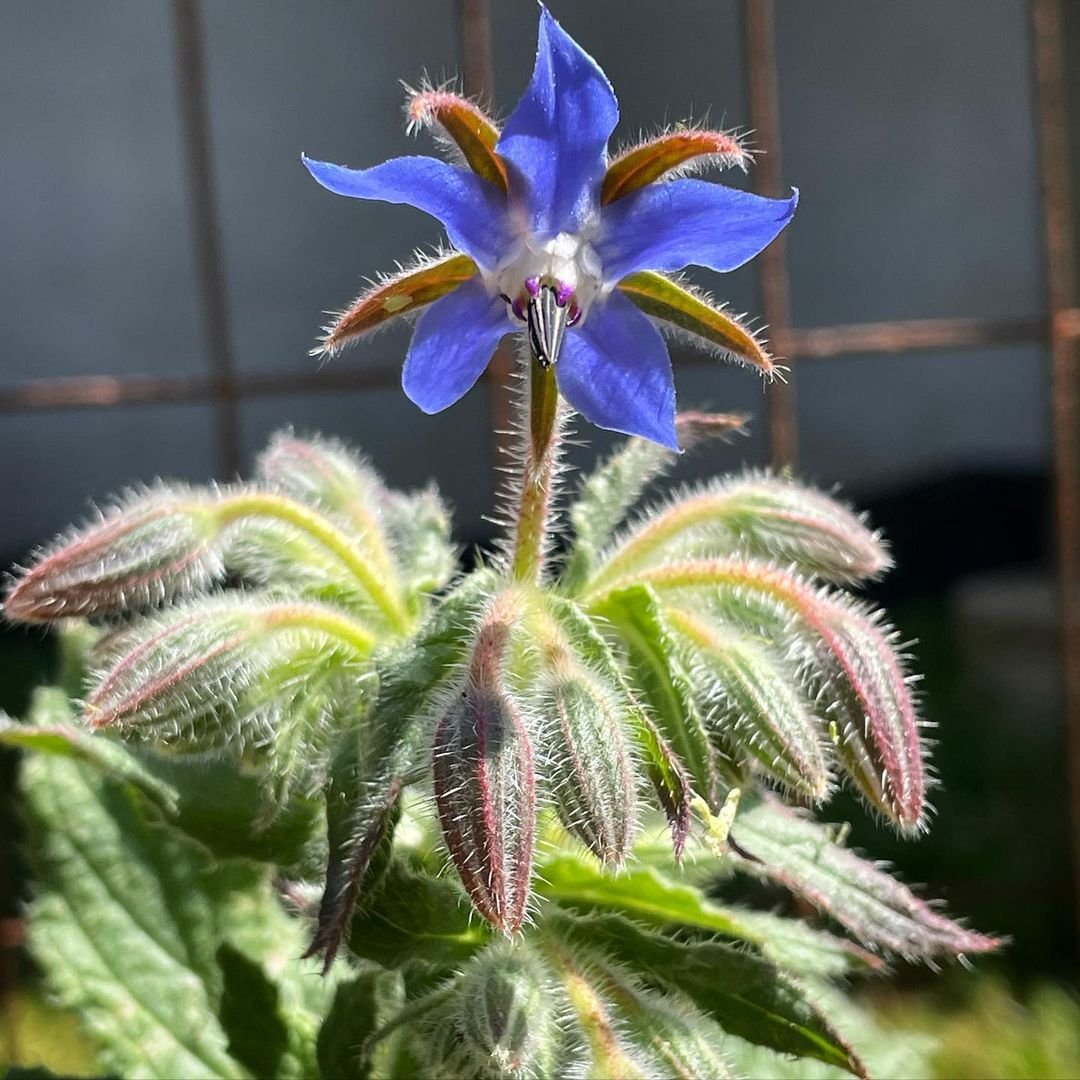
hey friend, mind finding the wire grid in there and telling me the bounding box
[0,0,1078,1024]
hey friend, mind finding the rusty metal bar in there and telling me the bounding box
[1033,0,1080,943]
[744,0,797,468]
[1,310,1063,416]
[0,367,401,415]
[172,0,241,477]
[776,313,1055,360]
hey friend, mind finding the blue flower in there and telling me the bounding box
[304,5,797,450]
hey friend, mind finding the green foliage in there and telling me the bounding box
[5,425,993,1078]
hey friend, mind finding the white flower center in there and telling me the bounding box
[485,232,604,328]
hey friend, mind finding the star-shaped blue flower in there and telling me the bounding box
[304,5,797,450]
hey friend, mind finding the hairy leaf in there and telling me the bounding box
[534,665,638,866]
[593,560,927,830]
[405,83,507,190]
[537,855,878,978]
[603,127,750,203]
[315,250,480,358]
[544,910,866,1076]
[620,271,774,374]
[732,797,1001,961]
[347,859,490,970]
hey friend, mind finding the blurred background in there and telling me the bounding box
[2,0,1079,1074]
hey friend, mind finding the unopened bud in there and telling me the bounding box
[539,669,637,865]
[432,595,536,933]
[456,943,556,1078]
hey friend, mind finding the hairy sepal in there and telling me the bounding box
[620,271,775,376]
[562,411,747,593]
[535,665,638,867]
[602,127,751,203]
[544,594,692,857]
[315,250,478,358]
[306,569,499,967]
[589,473,889,595]
[404,82,508,191]
[732,796,1001,962]
[666,606,830,800]
[592,560,927,830]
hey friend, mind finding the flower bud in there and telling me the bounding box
[4,485,222,622]
[454,943,557,1078]
[538,668,637,865]
[432,595,536,933]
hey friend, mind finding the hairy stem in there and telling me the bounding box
[214,491,411,632]
[510,361,562,584]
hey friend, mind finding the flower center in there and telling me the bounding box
[489,232,604,337]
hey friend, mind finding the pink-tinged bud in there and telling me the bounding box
[602,127,751,204]
[813,602,926,831]
[710,475,890,583]
[433,688,536,934]
[432,596,536,932]
[538,669,638,865]
[4,487,222,623]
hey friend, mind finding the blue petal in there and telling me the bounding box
[557,290,678,449]
[597,180,799,281]
[495,6,618,237]
[402,277,507,414]
[303,154,512,270]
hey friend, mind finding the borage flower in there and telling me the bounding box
[303,5,797,449]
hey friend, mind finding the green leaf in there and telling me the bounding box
[21,753,244,1078]
[545,910,867,1076]
[732,797,1001,961]
[665,606,831,799]
[0,705,178,813]
[21,750,333,1079]
[537,855,877,978]
[591,584,724,808]
[216,944,289,1079]
[348,860,491,970]
[3,703,319,866]
[317,970,407,1080]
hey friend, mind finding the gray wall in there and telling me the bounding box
[0,0,1050,555]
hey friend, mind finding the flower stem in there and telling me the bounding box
[214,491,411,633]
[510,360,562,584]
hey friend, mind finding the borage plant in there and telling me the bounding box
[6,8,996,1079]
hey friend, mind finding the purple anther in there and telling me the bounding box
[525,276,541,298]
[511,296,527,321]
[555,281,574,307]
